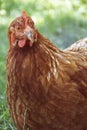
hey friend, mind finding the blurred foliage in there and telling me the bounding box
[0,0,87,129]
[1,0,87,47]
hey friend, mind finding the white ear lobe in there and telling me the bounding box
[10,27,14,32]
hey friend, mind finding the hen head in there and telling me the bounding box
[8,11,37,47]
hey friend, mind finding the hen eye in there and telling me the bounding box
[16,26,21,30]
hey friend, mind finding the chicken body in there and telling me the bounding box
[65,37,87,53]
[7,12,87,130]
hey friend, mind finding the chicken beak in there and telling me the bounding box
[24,26,34,43]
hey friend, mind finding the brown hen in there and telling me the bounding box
[7,11,87,130]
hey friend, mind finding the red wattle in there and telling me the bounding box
[18,39,26,48]
[29,41,33,47]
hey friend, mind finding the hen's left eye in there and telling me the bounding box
[16,26,21,30]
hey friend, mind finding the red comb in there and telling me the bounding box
[22,11,28,27]
[22,11,27,20]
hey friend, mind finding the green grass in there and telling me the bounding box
[0,0,87,129]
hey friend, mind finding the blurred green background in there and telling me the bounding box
[0,0,87,129]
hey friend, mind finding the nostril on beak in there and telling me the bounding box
[24,26,34,43]
[24,31,33,38]
[27,32,33,39]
